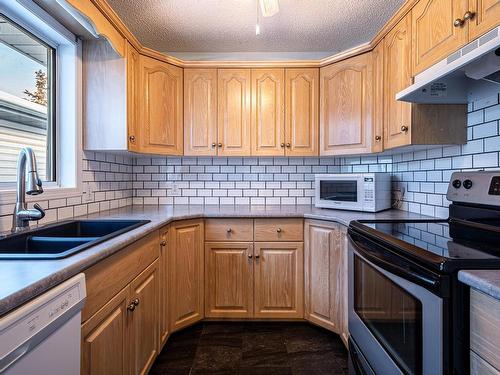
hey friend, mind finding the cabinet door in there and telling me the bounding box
[139,55,183,155]
[384,14,413,149]
[285,68,319,156]
[320,52,374,155]
[339,225,349,347]
[169,220,204,331]
[205,242,254,318]
[81,287,129,375]
[304,220,341,333]
[126,42,140,152]
[129,261,159,375]
[254,242,304,318]
[469,0,500,39]
[159,227,169,349]
[372,43,384,152]
[251,69,285,156]
[218,69,251,156]
[184,69,218,156]
[412,0,469,74]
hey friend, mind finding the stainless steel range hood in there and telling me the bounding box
[397,26,500,104]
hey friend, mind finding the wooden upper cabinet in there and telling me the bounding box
[372,43,384,153]
[412,0,469,74]
[218,69,251,156]
[139,55,183,155]
[384,14,413,149]
[469,0,500,39]
[254,242,304,319]
[126,42,140,152]
[320,52,374,156]
[205,242,254,318]
[184,69,218,156]
[251,69,285,156]
[128,261,159,375]
[285,68,319,156]
[169,220,204,332]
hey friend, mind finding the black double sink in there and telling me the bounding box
[0,220,150,260]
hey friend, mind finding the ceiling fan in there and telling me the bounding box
[256,0,279,35]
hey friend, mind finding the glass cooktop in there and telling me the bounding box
[360,220,500,260]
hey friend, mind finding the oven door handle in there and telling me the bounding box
[350,235,440,289]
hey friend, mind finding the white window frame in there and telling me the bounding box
[0,0,82,203]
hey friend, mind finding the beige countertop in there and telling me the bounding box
[0,204,432,317]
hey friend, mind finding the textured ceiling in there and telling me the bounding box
[107,0,405,59]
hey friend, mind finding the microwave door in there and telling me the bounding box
[318,177,363,210]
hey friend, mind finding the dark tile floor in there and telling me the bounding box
[150,322,348,375]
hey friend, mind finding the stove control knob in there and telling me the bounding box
[452,179,462,189]
[463,179,473,189]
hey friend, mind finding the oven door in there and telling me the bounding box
[348,235,443,375]
[314,175,364,210]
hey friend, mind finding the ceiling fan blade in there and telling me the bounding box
[259,0,279,17]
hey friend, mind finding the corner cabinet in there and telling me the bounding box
[168,219,204,332]
[320,52,379,155]
[304,220,348,346]
[383,14,467,150]
[139,55,183,155]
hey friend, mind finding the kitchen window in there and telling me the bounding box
[0,1,81,202]
[0,13,56,183]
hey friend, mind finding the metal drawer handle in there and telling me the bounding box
[401,125,409,133]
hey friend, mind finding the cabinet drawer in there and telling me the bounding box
[254,218,303,241]
[470,289,500,371]
[205,218,253,241]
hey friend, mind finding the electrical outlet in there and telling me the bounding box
[82,183,93,203]
[170,183,181,196]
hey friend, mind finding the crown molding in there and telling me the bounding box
[88,0,415,69]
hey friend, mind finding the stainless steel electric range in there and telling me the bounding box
[347,171,500,375]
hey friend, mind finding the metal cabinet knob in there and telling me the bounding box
[280,143,285,148]
[248,254,253,259]
[286,143,291,148]
[375,135,381,141]
[454,18,464,27]
[129,135,136,143]
[463,10,475,21]
[127,303,136,312]
[255,254,260,259]
[227,228,232,233]
[160,240,167,247]
[276,228,282,233]
[218,143,222,148]
[401,125,409,133]
[211,142,216,148]
[132,298,140,306]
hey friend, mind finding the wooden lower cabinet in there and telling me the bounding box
[81,260,159,375]
[205,242,254,318]
[254,242,304,318]
[304,220,348,345]
[129,261,159,375]
[169,219,204,331]
[81,287,129,375]
[158,226,170,349]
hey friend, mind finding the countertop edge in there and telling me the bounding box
[458,270,500,300]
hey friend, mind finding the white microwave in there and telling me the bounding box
[314,173,391,212]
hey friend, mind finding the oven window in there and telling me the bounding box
[320,180,357,202]
[354,256,422,374]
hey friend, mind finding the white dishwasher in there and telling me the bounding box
[0,273,86,375]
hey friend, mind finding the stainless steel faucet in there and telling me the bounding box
[12,147,46,232]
